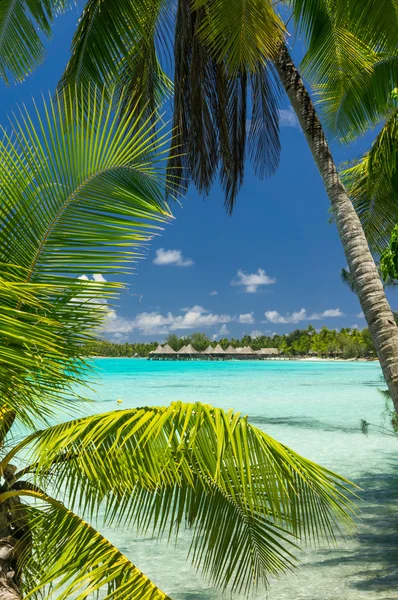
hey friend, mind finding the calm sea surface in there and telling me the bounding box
[76,359,397,600]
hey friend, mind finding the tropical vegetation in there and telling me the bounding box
[92,326,375,359]
[0,85,357,599]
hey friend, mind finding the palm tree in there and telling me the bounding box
[0,87,355,599]
[3,0,397,408]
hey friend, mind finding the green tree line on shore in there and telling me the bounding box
[90,326,375,359]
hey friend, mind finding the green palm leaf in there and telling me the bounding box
[193,0,283,71]
[0,489,171,600]
[341,108,398,254]
[287,0,379,135]
[0,87,172,423]
[0,0,69,84]
[58,0,173,112]
[6,402,355,594]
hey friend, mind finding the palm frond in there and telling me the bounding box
[289,0,396,140]
[58,0,173,115]
[335,0,398,55]
[0,489,171,600]
[0,0,69,84]
[0,87,172,423]
[193,0,283,72]
[167,0,281,209]
[316,52,398,139]
[9,403,356,593]
[341,109,398,254]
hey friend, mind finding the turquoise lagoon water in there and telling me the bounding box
[80,359,397,599]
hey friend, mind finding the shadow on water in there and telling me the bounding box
[309,461,398,594]
[249,415,360,434]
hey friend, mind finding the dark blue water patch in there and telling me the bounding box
[249,415,362,434]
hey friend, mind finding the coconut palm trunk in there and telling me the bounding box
[0,538,21,600]
[0,499,22,600]
[274,42,398,412]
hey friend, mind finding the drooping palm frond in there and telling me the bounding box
[0,0,70,84]
[57,0,283,210]
[167,0,282,211]
[0,489,171,600]
[58,0,173,114]
[193,0,284,72]
[334,0,398,55]
[0,87,172,423]
[315,51,398,140]
[285,0,380,137]
[341,109,398,255]
[6,403,355,594]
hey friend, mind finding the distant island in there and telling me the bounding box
[90,325,376,359]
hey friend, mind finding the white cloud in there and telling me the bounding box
[250,330,263,339]
[279,106,300,129]
[239,312,255,324]
[264,308,307,324]
[264,308,344,324]
[231,269,276,293]
[320,309,343,318]
[210,290,218,296]
[357,311,365,318]
[153,248,194,267]
[106,305,233,336]
[351,324,359,329]
[213,324,230,339]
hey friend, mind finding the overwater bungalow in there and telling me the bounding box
[149,345,284,360]
[202,345,214,354]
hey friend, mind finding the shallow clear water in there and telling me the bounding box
[78,359,398,599]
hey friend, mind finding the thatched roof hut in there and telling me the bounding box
[256,348,280,355]
[162,344,176,354]
[213,344,225,354]
[242,346,254,354]
[185,344,198,354]
[202,345,215,354]
[178,345,188,353]
[150,344,163,355]
[226,345,236,353]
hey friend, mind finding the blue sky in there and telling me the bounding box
[1,5,394,342]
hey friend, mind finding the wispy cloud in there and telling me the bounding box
[106,305,233,336]
[264,308,344,324]
[357,311,365,318]
[212,324,230,339]
[231,268,276,293]
[238,312,254,324]
[210,290,218,296]
[250,330,263,339]
[153,248,194,267]
[279,106,300,129]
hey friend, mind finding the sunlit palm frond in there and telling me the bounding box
[341,109,398,254]
[286,0,386,137]
[7,403,355,593]
[193,0,283,72]
[0,0,69,84]
[0,490,171,600]
[316,52,398,139]
[58,0,173,115]
[167,0,281,210]
[0,87,172,423]
[335,0,398,55]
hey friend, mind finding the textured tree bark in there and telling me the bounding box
[274,42,398,413]
[0,538,21,600]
